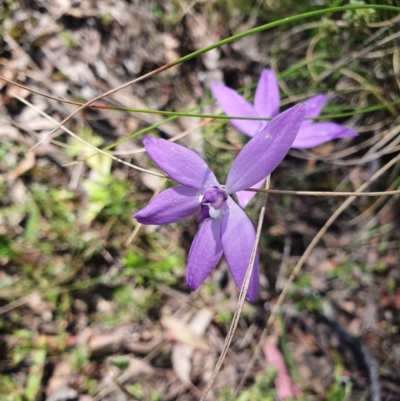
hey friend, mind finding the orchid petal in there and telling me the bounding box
[254,69,280,118]
[302,94,328,126]
[134,186,200,225]
[236,179,266,209]
[143,137,219,189]
[211,82,261,137]
[334,125,358,138]
[221,198,259,302]
[226,104,306,193]
[186,218,223,291]
[292,121,358,149]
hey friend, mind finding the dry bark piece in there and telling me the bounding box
[162,310,212,387]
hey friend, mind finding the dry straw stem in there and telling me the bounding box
[3,32,55,91]
[336,122,400,224]
[64,118,212,168]
[92,357,151,401]
[125,223,143,248]
[313,16,400,84]
[14,95,165,178]
[292,121,400,166]
[297,117,393,162]
[367,118,400,156]
[14,88,400,202]
[0,75,85,107]
[339,67,395,115]
[3,113,77,152]
[344,123,400,225]
[349,182,400,226]
[27,63,175,152]
[246,188,400,197]
[313,61,393,120]
[199,176,271,401]
[272,151,400,322]
[26,4,399,152]
[0,293,33,315]
[103,119,212,156]
[16,93,400,198]
[235,150,400,396]
[17,89,400,199]
[306,17,400,84]
[270,21,322,97]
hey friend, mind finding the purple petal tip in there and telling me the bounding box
[142,136,219,189]
[226,103,306,193]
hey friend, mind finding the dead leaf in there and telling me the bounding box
[163,310,212,387]
[161,312,211,351]
[4,151,35,181]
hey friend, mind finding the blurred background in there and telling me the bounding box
[1,0,400,400]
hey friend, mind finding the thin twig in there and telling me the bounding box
[0,75,85,106]
[17,92,400,201]
[125,223,143,248]
[28,63,178,151]
[275,151,400,319]
[236,152,400,395]
[0,293,33,314]
[14,95,165,178]
[200,176,271,401]
[245,188,400,197]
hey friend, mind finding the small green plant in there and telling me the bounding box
[126,383,143,399]
[148,390,163,401]
[343,0,376,26]
[235,367,277,401]
[327,261,368,290]
[123,251,183,287]
[58,30,79,48]
[215,310,234,324]
[69,345,90,371]
[101,10,112,26]
[216,387,233,401]
[111,356,131,370]
[326,353,353,401]
[0,375,24,401]
[24,348,46,401]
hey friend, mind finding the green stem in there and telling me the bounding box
[99,98,400,122]
[102,4,399,150]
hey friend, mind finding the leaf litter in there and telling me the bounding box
[1,1,400,400]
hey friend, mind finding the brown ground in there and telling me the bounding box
[1,1,400,400]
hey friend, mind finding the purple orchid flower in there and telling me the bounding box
[134,104,306,302]
[211,69,358,208]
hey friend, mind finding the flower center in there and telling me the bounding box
[197,187,228,222]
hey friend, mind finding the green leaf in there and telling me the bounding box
[24,349,46,401]
[111,356,130,370]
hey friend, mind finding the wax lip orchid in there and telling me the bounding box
[134,104,306,302]
[211,69,358,208]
